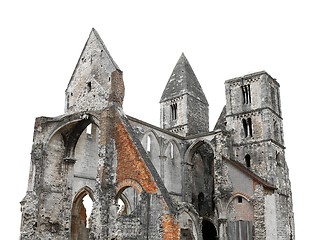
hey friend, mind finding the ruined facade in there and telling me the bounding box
[20,28,295,240]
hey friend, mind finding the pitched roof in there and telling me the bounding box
[66,28,120,91]
[222,156,276,190]
[160,53,208,105]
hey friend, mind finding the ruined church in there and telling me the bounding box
[20,28,295,240]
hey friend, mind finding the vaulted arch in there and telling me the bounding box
[183,139,215,215]
[141,130,161,175]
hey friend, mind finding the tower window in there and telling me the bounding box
[170,103,177,120]
[238,196,243,203]
[242,118,253,137]
[87,82,92,92]
[245,154,251,168]
[241,84,251,104]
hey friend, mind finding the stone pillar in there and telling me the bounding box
[218,218,228,240]
[62,157,77,239]
[89,109,118,239]
[20,143,44,240]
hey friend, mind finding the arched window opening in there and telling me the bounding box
[245,154,251,168]
[242,118,253,138]
[146,135,151,153]
[202,220,217,240]
[83,195,93,226]
[170,142,174,159]
[86,123,92,135]
[171,103,177,120]
[116,187,141,217]
[71,190,93,240]
[190,142,214,215]
[241,84,251,104]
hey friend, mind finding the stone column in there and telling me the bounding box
[62,157,77,239]
[218,218,228,240]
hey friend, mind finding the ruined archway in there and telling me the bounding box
[71,187,94,240]
[184,140,215,216]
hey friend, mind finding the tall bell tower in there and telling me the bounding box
[224,71,294,239]
[225,71,285,182]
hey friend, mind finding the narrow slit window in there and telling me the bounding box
[170,103,177,120]
[147,136,151,152]
[245,154,251,168]
[242,119,248,137]
[247,118,252,137]
[170,142,174,159]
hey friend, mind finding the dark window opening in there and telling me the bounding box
[87,82,92,92]
[171,103,177,120]
[242,119,248,137]
[238,196,243,203]
[245,154,251,168]
[242,118,253,138]
[247,118,252,137]
[202,220,217,240]
[241,84,251,104]
[67,95,70,109]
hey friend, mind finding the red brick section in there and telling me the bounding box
[116,123,158,194]
[162,215,180,240]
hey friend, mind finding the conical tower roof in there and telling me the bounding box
[160,53,208,105]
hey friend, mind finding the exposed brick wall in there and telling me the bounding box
[162,214,180,240]
[116,122,158,194]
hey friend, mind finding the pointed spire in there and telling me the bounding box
[90,28,120,71]
[160,53,208,105]
[64,28,124,113]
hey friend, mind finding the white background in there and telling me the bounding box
[1,1,320,239]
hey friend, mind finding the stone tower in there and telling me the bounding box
[224,72,294,239]
[20,28,295,240]
[160,53,209,136]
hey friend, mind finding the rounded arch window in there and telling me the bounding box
[116,186,141,216]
